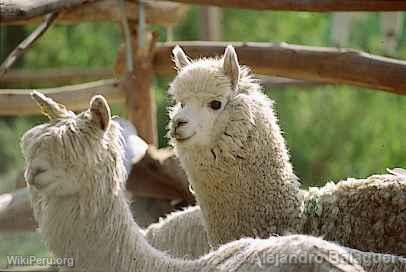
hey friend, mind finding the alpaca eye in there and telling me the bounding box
[180,103,185,108]
[33,167,47,178]
[209,100,222,110]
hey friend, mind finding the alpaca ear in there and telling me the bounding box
[89,95,111,131]
[31,91,74,120]
[172,45,190,70]
[223,45,240,91]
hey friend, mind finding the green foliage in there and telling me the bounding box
[24,23,121,69]
[223,10,330,45]
[174,7,202,41]
[269,86,406,186]
[155,82,171,147]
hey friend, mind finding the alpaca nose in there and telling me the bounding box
[174,118,188,130]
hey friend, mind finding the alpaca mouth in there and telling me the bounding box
[28,179,52,191]
[175,132,195,142]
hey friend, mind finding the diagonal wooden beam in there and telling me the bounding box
[161,0,406,11]
[0,12,58,77]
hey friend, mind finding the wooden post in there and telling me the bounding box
[121,31,158,146]
[200,6,223,41]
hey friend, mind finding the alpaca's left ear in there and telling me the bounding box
[172,45,190,70]
[31,91,74,120]
[89,95,111,131]
[223,45,240,91]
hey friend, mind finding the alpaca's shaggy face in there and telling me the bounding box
[21,93,115,198]
[168,46,242,147]
[23,126,83,197]
[169,66,231,146]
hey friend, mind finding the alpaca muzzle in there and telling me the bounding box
[171,118,195,141]
[173,118,189,130]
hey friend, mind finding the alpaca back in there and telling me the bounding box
[144,206,210,259]
[303,174,406,256]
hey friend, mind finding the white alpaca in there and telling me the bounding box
[21,92,363,272]
[167,45,406,258]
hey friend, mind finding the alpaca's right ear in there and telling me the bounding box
[223,45,240,91]
[89,95,111,131]
[172,45,190,70]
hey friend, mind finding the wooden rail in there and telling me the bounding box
[0,0,98,22]
[154,42,406,95]
[1,68,323,89]
[163,0,406,11]
[0,79,125,116]
[1,0,187,26]
[2,0,406,26]
[0,13,59,77]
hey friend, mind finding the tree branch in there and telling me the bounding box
[154,42,406,95]
[0,79,125,116]
[161,0,406,11]
[0,12,58,77]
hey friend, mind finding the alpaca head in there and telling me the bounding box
[168,45,260,155]
[21,92,124,198]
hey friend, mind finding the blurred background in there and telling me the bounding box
[1,7,406,266]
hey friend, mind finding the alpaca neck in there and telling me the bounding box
[178,103,304,247]
[36,182,197,271]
